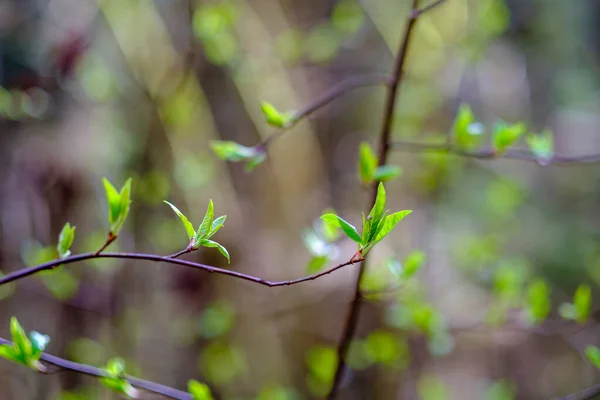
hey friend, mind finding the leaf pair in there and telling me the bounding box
[0,317,50,372]
[320,183,411,258]
[558,284,591,324]
[358,142,401,184]
[210,141,266,172]
[99,358,139,398]
[165,200,230,263]
[103,178,132,236]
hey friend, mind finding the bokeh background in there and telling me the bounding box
[1,0,600,399]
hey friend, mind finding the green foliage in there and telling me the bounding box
[102,178,132,235]
[331,0,365,35]
[484,380,515,400]
[305,345,337,396]
[164,200,230,262]
[259,101,295,128]
[200,341,246,386]
[558,284,591,323]
[363,331,409,367]
[358,142,401,184]
[99,357,139,398]
[188,380,214,400]
[493,121,526,154]
[0,317,49,372]
[524,279,551,325]
[585,346,600,369]
[526,130,553,165]
[301,213,341,273]
[417,375,448,400]
[210,140,266,172]
[257,384,301,400]
[57,223,76,259]
[197,302,235,339]
[321,183,411,258]
[452,104,484,150]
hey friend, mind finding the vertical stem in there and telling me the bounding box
[327,1,422,398]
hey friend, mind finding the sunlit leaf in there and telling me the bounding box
[372,210,412,244]
[493,121,526,153]
[372,165,402,182]
[188,380,214,400]
[524,279,551,325]
[358,142,377,184]
[260,101,294,128]
[200,239,230,263]
[320,214,362,244]
[164,201,195,240]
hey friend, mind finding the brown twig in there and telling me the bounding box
[0,252,363,288]
[0,337,191,399]
[390,140,600,166]
[95,232,117,256]
[327,1,443,398]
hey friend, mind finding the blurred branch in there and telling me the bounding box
[261,74,391,148]
[327,1,445,398]
[553,384,600,400]
[0,337,191,399]
[390,140,600,166]
[0,252,363,288]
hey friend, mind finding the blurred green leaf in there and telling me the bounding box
[493,121,526,153]
[418,375,447,400]
[188,380,214,400]
[452,104,483,150]
[260,101,294,128]
[197,302,235,339]
[524,279,551,325]
[400,251,426,279]
[40,268,79,300]
[526,130,553,166]
[210,141,265,171]
[100,358,139,398]
[484,380,515,400]
[57,223,76,259]
[320,214,362,243]
[164,201,195,240]
[559,284,591,323]
[332,0,365,35]
[364,331,407,366]
[306,255,329,274]
[372,165,402,182]
[306,345,337,384]
[29,331,50,360]
[586,346,600,369]
[257,384,300,400]
[358,142,377,184]
[200,341,246,386]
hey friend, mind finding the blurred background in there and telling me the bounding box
[1,0,600,399]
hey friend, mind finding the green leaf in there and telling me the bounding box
[102,178,121,227]
[401,250,426,279]
[372,165,402,182]
[526,130,553,166]
[372,210,412,245]
[164,201,195,240]
[57,223,76,259]
[493,121,526,153]
[10,317,32,363]
[524,279,551,325]
[106,357,125,376]
[208,215,227,238]
[320,214,362,244]
[29,331,50,360]
[574,284,591,323]
[453,104,483,150]
[586,346,600,369]
[100,358,139,398]
[188,380,214,400]
[210,141,266,171]
[358,142,377,184]
[114,178,132,234]
[198,200,215,238]
[200,239,230,263]
[0,344,19,363]
[306,255,329,274]
[260,101,294,128]
[365,183,387,243]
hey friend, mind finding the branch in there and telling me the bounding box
[553,384,600,400]
[0,252,363,288]
[0,337,191,399]
[390,140,600,166]
[327,1,446,398]
[261,74,391,148]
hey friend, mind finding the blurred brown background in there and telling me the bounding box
[1,0,600,399]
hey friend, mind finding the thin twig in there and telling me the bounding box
[260,74,391,148]
[95,232,117,256]
[0,252,363,288]
[327,1,443,398]
[415,0,448,16]
[168,246,193,259]
[0,338,191,400]
[390,140,600,166]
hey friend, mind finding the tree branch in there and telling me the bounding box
[553,383,600,400]
[0,337,191,399]
[327,1,445,398]
[0,252,363,288]
[390,140,600,166]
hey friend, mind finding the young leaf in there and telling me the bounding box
[372,210,412,245]
[164,201,195,240]
[401,250,426,279]
[452,104,483,150]
[210,141,266,171]
[493,121,526,153]
[198,200,215,238]
[114,178,132,233]
[0,344,19,364]
[100,358,139,398]
[372,165,402,182]
[189,380,214,400]
[102,178,121,227]
[365,183,387,242]
[526,130,553,166]
[586,346,600,369]
[200,239,230,263]
[524,279,551,325]
[306,255,329,274]
[209,215,227,238]
[320,214,362,244]
[574,284,591,323]
[358,142,377,184]
[57,223,76,259]
[29,331,50,360]
[10,317,32,364]
[260,101,293,128]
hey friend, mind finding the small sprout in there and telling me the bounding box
[99,358,139,398]
[259,101,295,128]
[524,279,551,325]
[0,317,49,372]
[558,284,591,324]
[57,223,76,259]
[321,183,411,259]
[526,130,553,166]
[210,140,266,172]
[452,104,483,150]
[493,121,526,154]
[102,178,132,236]
[188,379,214,400]
[358,142,401,184]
